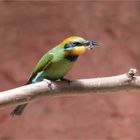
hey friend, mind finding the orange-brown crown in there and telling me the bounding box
[62,36,85,44]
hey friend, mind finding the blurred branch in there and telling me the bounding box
[0,68,140,109]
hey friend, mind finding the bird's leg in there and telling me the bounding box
[43,79,53,90]
[60,77,72,85]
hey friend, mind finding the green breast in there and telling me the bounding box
[43,58,75,80]
[42,47,76,80]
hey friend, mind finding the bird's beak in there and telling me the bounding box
[84,40,102,50]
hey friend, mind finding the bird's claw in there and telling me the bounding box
[60,78,72,85]
[43,79,52,90]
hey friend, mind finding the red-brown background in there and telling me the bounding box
[0,1,140,139]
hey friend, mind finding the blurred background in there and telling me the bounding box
[0,1,140,139]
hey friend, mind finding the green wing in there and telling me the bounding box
[33,52,54,73]
[26,52,54,84]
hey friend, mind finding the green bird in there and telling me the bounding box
[10,36,99,116]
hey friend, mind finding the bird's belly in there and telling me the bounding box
[43,60,74,80]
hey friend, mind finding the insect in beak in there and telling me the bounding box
[85,40,102,50]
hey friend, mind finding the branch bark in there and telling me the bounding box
[0,68,140,109]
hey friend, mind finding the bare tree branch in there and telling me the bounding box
[0,68,140,109]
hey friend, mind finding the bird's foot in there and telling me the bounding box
[43,79,52,90]
[60,78,72,85]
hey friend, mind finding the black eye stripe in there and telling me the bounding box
[73,42,82,46]
[64,41,84,49]
[64,42,74,49]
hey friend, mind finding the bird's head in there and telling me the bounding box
[61,36,100,56]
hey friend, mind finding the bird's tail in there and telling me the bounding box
[10,78,32,116]
[10,103,28,116]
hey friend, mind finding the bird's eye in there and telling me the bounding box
[64,42,74,49]
[73,42,82,46]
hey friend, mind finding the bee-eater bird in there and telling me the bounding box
[10,36,99,116]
